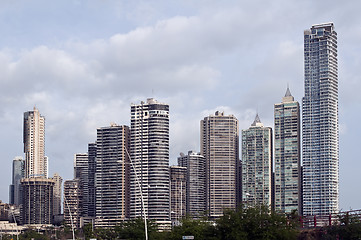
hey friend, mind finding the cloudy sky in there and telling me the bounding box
[0,0,360,211]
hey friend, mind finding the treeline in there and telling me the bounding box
[87,205,299,240]
[6,206,361,239]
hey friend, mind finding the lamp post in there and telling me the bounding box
[64,196,75,240]
[8,206,19,240]
[124,147,148,240]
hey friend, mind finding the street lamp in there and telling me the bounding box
[123,147,148,240]
[6,206,19,240]
[64,195,75,240]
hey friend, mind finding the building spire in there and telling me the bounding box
[282,85,294,102]
[285,84,292,97]
[251,113,262,127]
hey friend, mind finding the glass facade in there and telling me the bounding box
[302,23,339,216]
[241,115,272,208]
[178,151,206,217]
[274,89,301,214]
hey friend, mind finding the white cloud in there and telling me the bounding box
[0,0,360,211]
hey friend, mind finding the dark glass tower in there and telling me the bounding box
[95,124,130,227]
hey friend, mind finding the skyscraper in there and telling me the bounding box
[74,153,88,216]
[274,88,301,214]
[130,98,170,226]
[169,166,186,225]
[87,143,97,218]
[23,107,47,178]
[178,151,206,217]
[52,173,63,216]
[95,124,130,227]
[9,157,25,206]
[303,23,338,216]
[64,179,81,229]
[21,178,55,225]
[201,111,239,218]
[22,108,54,225]
[241,114,272,208]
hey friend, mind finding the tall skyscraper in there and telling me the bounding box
[74,153,88,216]
[87,143,97,217]
[64,179,81,229]
[169,166,186,225]
[52,173,63,216]
[178,151,206,217]
[23,107,47,178]
[130,98,170,226]
[21,108,54,225]
[95,124,130,227]
[9,157,25,206]
[274,88,301,214]
[241,114,272,208]
[201,111,239,218]
[303,23,338,216]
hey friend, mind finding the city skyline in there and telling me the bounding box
[0,1,360,212]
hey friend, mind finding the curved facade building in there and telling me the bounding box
[130,98,170,225]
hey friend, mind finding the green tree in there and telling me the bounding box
[318,212,361,240]
[216,205,299,240]
[168,216,217,240]
[19,229,49,240]
[113,218,162,240]
[83,222,95,240]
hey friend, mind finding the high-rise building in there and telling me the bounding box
[241,115,272,208]
[303,23,339,216]
[23,107,46,178]
[52,173,63,216]
[74,153,88,216]
[21,108,55,225]
[95,124,129,227]
[74,153,88,180]
[87,143,97,217]
[201,111,239,218]
[64,179,81,229]
[178,151,206,217]
[21,178,54,225]
[9,157,25,206]
[169,166,186,225]
[274,88,301,214]
[130,98,170,226]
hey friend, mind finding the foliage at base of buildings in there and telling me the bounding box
[7,206,361,240]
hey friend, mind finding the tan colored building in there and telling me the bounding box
[52,173,63,216]
[23,107,47,178]
[201,111,239,218]
[170,166,186,225]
